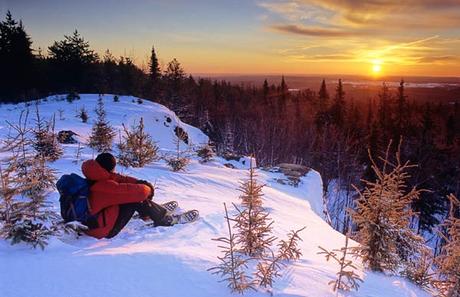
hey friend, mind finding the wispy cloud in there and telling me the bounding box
[258,0,460,69]
[271,24,357,37]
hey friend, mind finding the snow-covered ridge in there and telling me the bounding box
[0,94,430,297]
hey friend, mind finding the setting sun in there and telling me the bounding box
[372,64,382,74]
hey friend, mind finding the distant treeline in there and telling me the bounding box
[1,12,459,248]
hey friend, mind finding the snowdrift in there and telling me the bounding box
[0,95,430,297]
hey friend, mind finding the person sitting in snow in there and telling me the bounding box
[81,152,174,239]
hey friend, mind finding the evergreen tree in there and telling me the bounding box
[330,79,346,127]
[196,144,215,163]
[318,79,329,112]
[234,160,276,257]
[0,11,35,101]
[208,203,255,294]
[165,128,190,171]
[149,45,161,82]
[395,79,408,138]
[277,227,306,261]
[350,143,426,272]
[88,96,115,152]
[262,79,269,104]
[78,106,89,123]
[117,117,159,168]
[446,114,455,146]
[222,119,235,158]
[315,79,330,129]
[1,111,58,249]
[48,30,98,92]
[435,194,460,297]
[148,45,161,98]
[164,58,185,115]
[377,83,392,143]
[32,105,63,162]
[278,75,288,112]
[318,234,363,292]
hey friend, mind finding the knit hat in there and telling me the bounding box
[95,153,116,172]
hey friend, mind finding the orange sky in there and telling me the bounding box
[3,0,460,77]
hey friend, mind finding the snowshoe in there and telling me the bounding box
[170,209,200,225]
[161,200,179,213]
[149,209,200,226]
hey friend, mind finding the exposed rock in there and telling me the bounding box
[174,126,189,144]
[57,130,78,144]
[274,163,310,187]
[223,163,235,169]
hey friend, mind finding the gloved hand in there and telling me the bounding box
[137,180,155,199]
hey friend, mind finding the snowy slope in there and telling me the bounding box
[0,95,430,297]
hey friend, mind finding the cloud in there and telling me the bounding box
[271,24,357,37]
[417,55,458,64]
[259,0,460,32]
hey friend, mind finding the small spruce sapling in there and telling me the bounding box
[32,106,63,162]
[1,111,59,249]
[349,141,425,273]
[166,127,190,171]
[88,96,115,152]
[0,163,26,236]
[117,117,159,168]
[197,144,215,163]
[208,203,255,294]
[318,233,363,292]
[78,106,89,123]
[210,159,305,293]
[434,194,460,297]
[277,226,306,261]
[234,159,276,257]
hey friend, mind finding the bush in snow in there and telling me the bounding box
[88,96,115,152]
[349,142,426,273]
[117,117,159,168]
[165,128,190,172]
[137,98,143,104]
[66,91,80,103]
[77,106,89,123]
[113,95,119,102]
[32,105,63,162]
[196,144,214,163]
[318,233,363,292]
[434,194,460,297]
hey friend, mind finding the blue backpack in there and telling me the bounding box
[56,173,98,229]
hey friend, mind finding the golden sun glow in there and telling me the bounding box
[372,64,382,74]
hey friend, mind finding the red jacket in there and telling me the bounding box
[81,159,151,239]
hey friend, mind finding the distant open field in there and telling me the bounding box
[195,74,460,104]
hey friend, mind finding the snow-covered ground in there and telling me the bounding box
[0,95,430,297]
